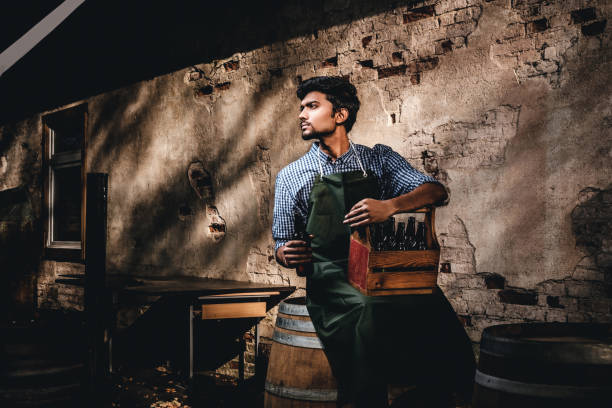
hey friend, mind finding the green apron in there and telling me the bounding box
[304,168,475,407]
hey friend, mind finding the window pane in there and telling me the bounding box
[52,165,81,242]
[52,124,82,154]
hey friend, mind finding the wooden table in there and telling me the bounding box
[56,274,295,382]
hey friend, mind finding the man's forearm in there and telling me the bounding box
[387,182,448,215]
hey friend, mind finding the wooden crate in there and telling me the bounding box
[347,208,439,296]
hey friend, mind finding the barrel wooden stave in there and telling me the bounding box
[264,298,337,408]
[1,319,85,407]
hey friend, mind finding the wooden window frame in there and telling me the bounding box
[42,104,88,262]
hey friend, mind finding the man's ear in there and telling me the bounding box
[335,107,349,126]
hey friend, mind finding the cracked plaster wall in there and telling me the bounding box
[1,0,611,368]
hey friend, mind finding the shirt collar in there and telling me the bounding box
[310,141,355,164]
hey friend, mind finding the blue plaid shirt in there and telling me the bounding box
[272,142,439,251]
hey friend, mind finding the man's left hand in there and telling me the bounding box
[343,198,394,227]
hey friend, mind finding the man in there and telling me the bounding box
[273,76,474,407]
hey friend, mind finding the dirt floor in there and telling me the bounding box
[103,366,471,408]
[104,366,262,408]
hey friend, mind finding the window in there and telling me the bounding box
[42,104,87,261]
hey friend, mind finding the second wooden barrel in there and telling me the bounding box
[473,322,612,408]
[264,296,337,407]
[0,316,85,407]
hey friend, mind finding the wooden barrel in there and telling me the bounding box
[1,317,85,407]
[264,296,337,407]
[473,323,612,408]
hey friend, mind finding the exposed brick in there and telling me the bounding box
[377,65,407,79]
[537,280,566,296]
[546,309,567,322]
[441,247,474,264]
[566,281,596,298]
[502,23,526,40]
[403,6,435,23]
[455,6,480,23]
[498,289,538,305]
[484,303,504,317]
[449,298,468,314]
[435,0,468,15]
[439,12,456,27]
[581,20,607,36]
[568,312,591,323]
[571,8,597,25]
[446,21,477,38]
[549,14,572,28]
[543,46,557,60]
[573,266,604,281]
[505,304,546,321]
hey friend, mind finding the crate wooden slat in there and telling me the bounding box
[368,270,438,290]
[348,207,440,296]
[369,250,439,270]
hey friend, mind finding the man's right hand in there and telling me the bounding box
[276,239,313,268]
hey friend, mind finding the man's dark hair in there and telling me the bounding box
[297,76,360,133]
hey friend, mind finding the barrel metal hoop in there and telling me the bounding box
[475,369,612,399]
[276,316,316,333]
[273,330,324,349]
[278,301,310,316]
[265,381,337,401]
[480,328,612,365]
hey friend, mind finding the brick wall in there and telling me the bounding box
[1,0,610,379]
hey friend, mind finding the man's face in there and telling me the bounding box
[299,91,337,140]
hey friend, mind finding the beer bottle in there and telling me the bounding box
[404,216,417,250]
[382,217,396,250]
[293,224,313,277]
[395,222,406,250]
[416,221,427,250]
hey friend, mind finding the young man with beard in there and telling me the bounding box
[272,76,474,407]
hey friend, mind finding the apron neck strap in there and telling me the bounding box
[349,140,368,178]
[316,140,368,178]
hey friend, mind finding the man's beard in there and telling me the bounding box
[301,128,334,141]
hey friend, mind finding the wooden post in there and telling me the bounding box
[84,173,108,395]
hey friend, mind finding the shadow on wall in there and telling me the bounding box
[572,184,612,282]
[86,70,292,277]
